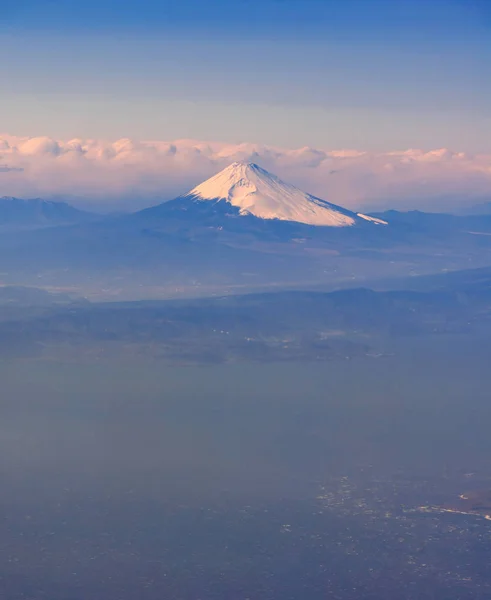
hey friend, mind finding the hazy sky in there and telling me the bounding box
[1,0,490,151]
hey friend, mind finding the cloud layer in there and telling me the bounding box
[1,134,490,212]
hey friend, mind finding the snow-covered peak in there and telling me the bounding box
[186,162,386,227]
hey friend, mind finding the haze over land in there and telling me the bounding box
[2,2,491,599]
[4,154,491,599]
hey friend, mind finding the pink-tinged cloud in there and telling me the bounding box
[0,135,490,212]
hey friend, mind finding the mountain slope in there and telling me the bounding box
[149,162,387,228]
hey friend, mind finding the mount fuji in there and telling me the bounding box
[139,162,387,228]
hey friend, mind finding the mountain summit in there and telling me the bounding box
[180,162,386,227]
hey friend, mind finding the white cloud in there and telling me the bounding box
[0,134,490,212]
[17,136,63,156]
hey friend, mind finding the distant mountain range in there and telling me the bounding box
[2,162,491,297]
[370,209,491,233]
[458,200,491,216]
[0,196,96,228]
[1,264,491,362]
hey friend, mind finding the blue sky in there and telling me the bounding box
[1,0,490,150]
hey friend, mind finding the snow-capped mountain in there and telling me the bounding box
[178,162,387,227]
